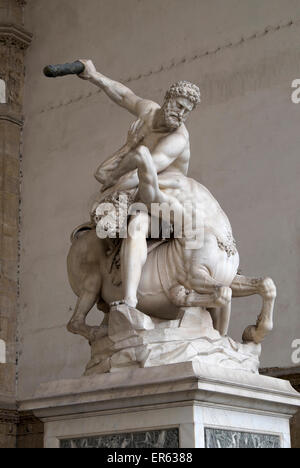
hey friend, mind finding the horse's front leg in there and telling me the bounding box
[230,274,277,344]
[67,273,105,342]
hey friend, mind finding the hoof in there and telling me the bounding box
[242,325,256,343]
[242,325,260,344]
[67,320,81,335]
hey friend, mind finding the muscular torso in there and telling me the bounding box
[138,102,191,176]
[94,102,190,206]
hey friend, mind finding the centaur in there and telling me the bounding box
[67,144,276,345]
[43,60,276,345]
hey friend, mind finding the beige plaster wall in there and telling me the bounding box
[18,0,300,399]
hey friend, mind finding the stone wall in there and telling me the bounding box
[0,0,31,447]
[0,408,18,448]
[16,411,44,449]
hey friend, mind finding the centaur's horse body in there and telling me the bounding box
[67,158,276,346]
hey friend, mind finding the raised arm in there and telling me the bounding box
[78,59,152,117]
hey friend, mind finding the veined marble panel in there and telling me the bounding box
[205,428,281,449]
[60,428,179,449]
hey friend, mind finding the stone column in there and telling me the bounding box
[0,0,31,448]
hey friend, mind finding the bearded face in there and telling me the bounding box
[162,96,194,130]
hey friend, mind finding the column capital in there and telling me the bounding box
[0,23,32,50]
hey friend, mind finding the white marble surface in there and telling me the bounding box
[21,362,300,410]
[42,405,195,449]
[31,398,291,449]
[20,362,300,448]
[86,305,261,375]
[198,406,291,448]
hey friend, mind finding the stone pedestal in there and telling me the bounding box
[20,362,300,448]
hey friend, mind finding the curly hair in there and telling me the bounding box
[165,81,201,106]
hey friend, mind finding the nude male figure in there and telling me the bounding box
[78,60,201,308]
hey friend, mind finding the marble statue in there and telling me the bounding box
[50,60,277,375]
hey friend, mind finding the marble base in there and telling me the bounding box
[20,362,300,448]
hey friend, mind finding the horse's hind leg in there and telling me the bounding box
[170,283,232,309]
[230,274,277,344]
[67,273,102,341]
[170,266,233,336]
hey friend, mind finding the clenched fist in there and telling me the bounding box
[77,59,97,80]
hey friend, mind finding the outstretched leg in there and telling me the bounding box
[231,274,277,344]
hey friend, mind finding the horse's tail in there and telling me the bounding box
[70,222,95,243]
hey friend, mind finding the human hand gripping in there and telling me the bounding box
[77,59,97,80]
